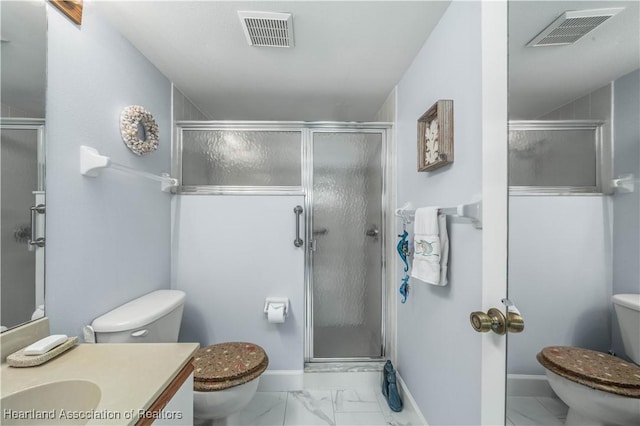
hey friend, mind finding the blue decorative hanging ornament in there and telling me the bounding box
[397,227,410,303]
[399,275,409,304]
[397,230,410,272]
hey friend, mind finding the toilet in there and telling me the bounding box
[89,289,268,425]
[192,342,268,424]
[537,294,640,426]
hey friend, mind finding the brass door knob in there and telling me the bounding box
[470,311,492,332]
[470,308,507,335]
[507,312,525,333]
[502,298,525,333]
[470,307,525,335]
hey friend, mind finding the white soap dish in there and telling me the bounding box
[7,337,78,368]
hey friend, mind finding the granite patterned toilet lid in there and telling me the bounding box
[193,342,268,391]
[537,346,640,398]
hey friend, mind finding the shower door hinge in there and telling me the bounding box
[309,240,317,252]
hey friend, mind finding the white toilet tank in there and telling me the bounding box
[91,290,185,343]
[612,293,640,364]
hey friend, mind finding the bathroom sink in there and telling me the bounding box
[0,380,101,425]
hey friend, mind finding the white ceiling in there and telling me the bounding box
[508,0,640,119]
[95,1,451,121]
[4,1,637,123]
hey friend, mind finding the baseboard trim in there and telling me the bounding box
[397,373,428,425]
[507,374,556,397]
[257,370,304,392]
[304,371,381,389]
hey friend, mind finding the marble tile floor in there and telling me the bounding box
[506,396,569,426]
[214,388,426,426]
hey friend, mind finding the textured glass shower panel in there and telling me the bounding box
[312,132,383,359]
[181,130,301,186]
[1,129,38,328]
[509,128,597,187]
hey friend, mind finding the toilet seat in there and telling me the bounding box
[193,342,268,391]
[537,346,640,398]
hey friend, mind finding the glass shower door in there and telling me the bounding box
[311,131,384,360]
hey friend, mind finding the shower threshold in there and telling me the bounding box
[304,361,385,373]
[303,361,386,390]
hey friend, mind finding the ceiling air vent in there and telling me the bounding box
[527,7,624,47]
[238,11,294,48]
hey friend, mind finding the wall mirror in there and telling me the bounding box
[0,0,47,332]
[507,0,639,424]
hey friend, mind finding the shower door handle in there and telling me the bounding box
[365,226,379,238]
[29,204,46,248]
[293,205,303,248]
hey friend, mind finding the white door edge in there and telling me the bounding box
[481,1,508,425]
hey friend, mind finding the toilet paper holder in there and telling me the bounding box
[264,297,290,317]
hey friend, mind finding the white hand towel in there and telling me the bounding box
[411,207,449,286]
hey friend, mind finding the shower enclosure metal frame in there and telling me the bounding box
[174,121,391,362]
[0,118,46,327]
[0,118,46,191]
[306,126,389,363]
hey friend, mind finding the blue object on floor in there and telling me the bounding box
[387,372,404,412]
[382,360,393,398]
[382,360,403,412]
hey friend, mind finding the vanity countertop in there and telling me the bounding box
[0,342,199,425]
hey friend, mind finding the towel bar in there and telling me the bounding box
[395,200,482,229]
[80,146,177,192]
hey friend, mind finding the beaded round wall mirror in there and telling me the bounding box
[119,105,159,156]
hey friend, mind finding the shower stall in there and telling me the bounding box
[310,131,384,360]
[174,122,388,362]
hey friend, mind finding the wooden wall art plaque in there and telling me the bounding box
[417,99,454,172]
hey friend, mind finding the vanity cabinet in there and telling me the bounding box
[1,323,199,426]
[137,361,194,426]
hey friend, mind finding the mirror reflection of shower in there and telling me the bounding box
[0,120,46,331]
[0,0,47,332]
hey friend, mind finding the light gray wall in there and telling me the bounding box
[172,195,305,370]
[0,0,47,119]
[507,197,612,374]
[173,86,210,121]
[375,88,396,123]
[395,2,482,424]
[539,84,612,122]
[46,3,172,337]
[507,84,615,375]
[611,68,640,359]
